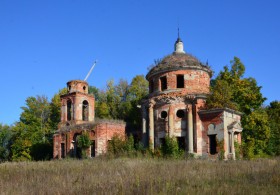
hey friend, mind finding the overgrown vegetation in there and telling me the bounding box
[107,135,135,157]
[0,158,279,194]
[77,133,91,158]
[160,136,184,159]
[207,56,279,159]
[234,141,242,160]
[108,135,185,159]
[217,139,225,160]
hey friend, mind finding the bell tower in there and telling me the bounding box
[59,80,95,127]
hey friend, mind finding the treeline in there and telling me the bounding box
[0,57,280,162]
[0,75,149,161]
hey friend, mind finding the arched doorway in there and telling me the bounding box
[72,133,82,158]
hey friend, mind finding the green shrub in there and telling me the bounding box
[161,136,184,159]
[77,133,91,159]
[107,135,154,158]
[234,141,242,160]
[124,135,135,155]
[107,134,126,157]
[30,142,52,161]
[217,139,225,160]
[242,140,255,159]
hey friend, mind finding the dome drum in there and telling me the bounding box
[148,69,211,97]
[67,80,89,94]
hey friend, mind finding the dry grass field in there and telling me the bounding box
[0,157,279,195]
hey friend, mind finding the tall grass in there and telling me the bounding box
[0,157,279,194]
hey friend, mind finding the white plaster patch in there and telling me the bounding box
[173,131,186,137]
[175,120,186,129]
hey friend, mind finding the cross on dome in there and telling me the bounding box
[174,28,185,54]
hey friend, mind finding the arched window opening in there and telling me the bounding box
[176,110,185,118]
[83,86,86,92]
[67,100,72,121]
[160,111,168,119]
[82,100,89,121]
[160,76,167,91]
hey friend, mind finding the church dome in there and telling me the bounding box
[146,52,212,80]
[146,31,212,80]
[145,34,212,96]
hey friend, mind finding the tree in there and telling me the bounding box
[115,79,131,120]
[126,75,148,126]
[242,108,270,158]
[116,79,129,102]
[94,85,115,119]
[11,96,52,161]
[208,57,269,158]
[49,88,67,131]
[128,75,149,102]
[206,79,237,110]
[88,86,100,101]
[266,101,280,155]
[230,56,245,79]
[94,75,148,125]
[0,124,13,162]
[213,57,266,114]
[104,79,121,119]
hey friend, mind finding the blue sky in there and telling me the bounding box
[1,0,279,125]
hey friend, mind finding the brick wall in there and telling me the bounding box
[53,121,126,159]
[149,69,210,96]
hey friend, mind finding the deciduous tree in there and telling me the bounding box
[49,88,67,131]
[207,57,269,158]
[266,101,280,155]
[0,124,12,162]
[93,75,148,125]
[11,96,52,161]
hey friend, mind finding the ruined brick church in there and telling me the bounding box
[53,80,125,158]
[53,34,242,160]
